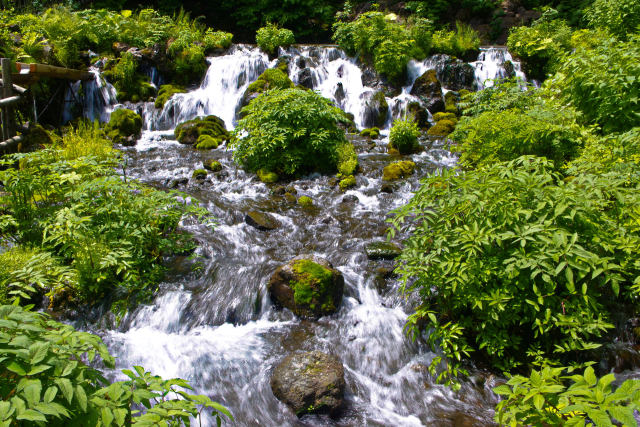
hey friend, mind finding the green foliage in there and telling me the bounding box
[105,109,142,144]
[451,98,587,168]
[203,29,233,51]
[494,366,640,426]
[585,0,640,39]
[389,119,420,154]
[103,52,155,102]
[507,10,573,80]
[0,134,210,307]
[549,35,640,134]
[0,304,232,425]
[373,39,413,84]
[431,22,481,58]
[458,78,537,116]
[390,156,640,379]
[336,141,358,176]
[256,23,295,55]
[405,0,499,23]
[233,88,348,176]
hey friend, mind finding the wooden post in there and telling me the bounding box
[1,58,16,141]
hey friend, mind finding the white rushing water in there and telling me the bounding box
[71,44,525,425]
[63,67,118,123]
[472,47,526,89]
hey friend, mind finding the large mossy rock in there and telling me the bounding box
[105,109,142,146]
[174,115,229,148]
[240,68,293,110]
[271,351,345,416]
[268,255,344,318]
[410,69,444,114]
[154,84,186,109]
[362,90,389,129]
[382,160,415,181]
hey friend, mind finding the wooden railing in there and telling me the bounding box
[0,58,27,153]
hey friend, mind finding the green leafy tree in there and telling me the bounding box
[585,0,640,39]
[255,23,295,55]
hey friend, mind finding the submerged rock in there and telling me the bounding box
[268,255,344,318]
[245,210,281,231]
[365,241,402,260]
[271,351,345,416]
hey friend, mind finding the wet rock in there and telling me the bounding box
[438,58,476,91]
[410,70,444,114]
[268,255,344,318]
[284,192,297,203]
[270,351,345,416]
[271,185,286,195]
[298,68,314,89]
[168,177,188,188]
[382,161,415,181]
[380,182,395,193]
[341,194,359,204]
[203,160,222,172]
[362,90,389,129]
[365,241,402,260]
[334,82,345,105]
[327,48,341,62]
[192,169,207,180]
[175,115,229,146]
[112,42,130,54]
[245,210,281,231]
[407,102,430,129]
[285,185,297,195]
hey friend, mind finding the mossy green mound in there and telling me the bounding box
[195,135,221,150]
[444,91,459,115]
[204,160,222,172]
[382,160,415,181]
[257,169,279,183]
[105,109,142,146]
[365,241,402,260]
[192,169,207,179]
[338,175,356,191]
[155,85,186,109]
[337,142,358,176]
[360,127,381,139]
[267,256,344,318]
[241,68,294,109]
[298,196,313,208]
[427,119,456,137]
[432,112,458,123]
[174,115,229,146]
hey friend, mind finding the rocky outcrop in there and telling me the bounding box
[410,70,444,114]
[268,255,344,318]
[362,90,389,129]
[271,351,345,416]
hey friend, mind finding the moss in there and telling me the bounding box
[175,115,229,146]
[24,124,53,148]
[105,109,142,145]
[382,160,415,181]
[339,175,356,191]
[432,112,458,123]
[298,196,313,207]
[337,141,358,176]
[290,259,334,311]
[284,192,297,203]
[204,160,222,172]
[360,127,380,139]
[444,91,459,115]
[246,68,293,95]
[195,135,221,150]
[257,169,279,183]
[154,84,186,109]
[427,119,456,136]
[192,169,207,179]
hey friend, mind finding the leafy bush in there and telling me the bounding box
[494,366,640,426]
[549,35,640,134]
[389,118,421,154]
[585,0,640,39]
[507,10,573,80]
[0,130,209,307]
[233,88,348,176]
[0,304,232,425]
[432,22,481,58]
[203,29,233,51]
[458,78,537,116]
[256,23,295,55]
[451,102,587,168]
[391,156,640,381]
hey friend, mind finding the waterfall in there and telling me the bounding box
[472,47,526,89]
[62,67,118,124]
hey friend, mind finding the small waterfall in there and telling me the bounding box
[145,45,270,131]
[472,47,526,89]
[62,68,118,124]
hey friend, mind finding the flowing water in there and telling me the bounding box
[74,45,524,426]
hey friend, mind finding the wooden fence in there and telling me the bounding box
[0,58,27,153]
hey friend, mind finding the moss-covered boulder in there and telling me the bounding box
[245,210,281,231]
[365,241,402,260]
[271,351,345,416]
[105,109,142,146]
[410,69,444,114]
[297,196,314,208]
[360,127,380,139]
[268,255,344,318]
[195,135,221,150]
[174,115,229,146]
[407,102,430,129]
[363,90,389,129]
[432,112,458,123]
[240,68,293,110]
[192,169,207,180]
[257,169,279,183]
[23,124,53,150]
[154,84,186,109]
[203,160,222,172]
[338,175,356,191]
[382,160,415,181]
[337,141,358,176]
[427,119,456,136]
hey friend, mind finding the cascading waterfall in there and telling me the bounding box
[472,47,526,89]
[69,46,526,425]
[62,67,118,124]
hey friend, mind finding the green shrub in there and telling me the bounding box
[389,119,421,154]
[391,156,640,381]
[173,44,208,84]
[233,88,348,176]
[373,39,413,84]
[549,35,640,134]
[458,78,537,116]
[60,120,115,161]
[0,304,232,425]
[585,0,640,39]
[432,22,481,58]
[451,103,586,168]
[336,141,358,176]
[494,366,640,426]
[203,29,233,51]
[256,23,295,55]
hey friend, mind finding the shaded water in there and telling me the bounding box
[77,45,524,425]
